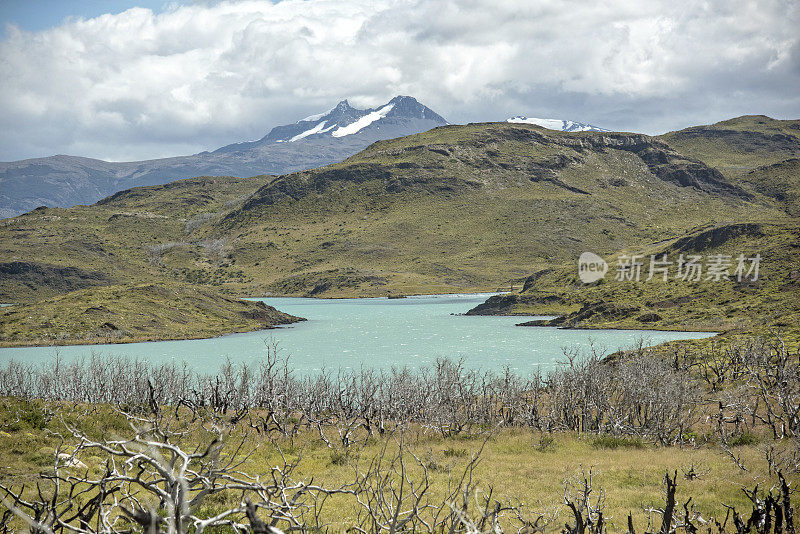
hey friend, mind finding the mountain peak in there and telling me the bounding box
[261,96,448,144]
[386,95,447,124]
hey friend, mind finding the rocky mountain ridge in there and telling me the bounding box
[0,96,447,218]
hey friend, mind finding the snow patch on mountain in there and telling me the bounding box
[289,121,331,142]
[299,111,328,123]
[331,103,395,138]
[507,116,609,132]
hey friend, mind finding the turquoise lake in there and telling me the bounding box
[0,294,716,374]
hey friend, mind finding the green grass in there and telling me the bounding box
[486,221,800,349]
[659,115,800,183]
[590,435,646,449]
[0,398,784,531]
[2,123,785,301]
[0,282,301,347]
[208,122,785,298]
[0,175,266,302]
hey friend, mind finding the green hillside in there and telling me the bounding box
[660,115,800,183]
[0,283,302,347]
[204,123,779,297]
[0,119,796,345]
[0,175,266,302]
[468,221,799,346]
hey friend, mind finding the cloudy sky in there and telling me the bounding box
[1,0,798,162]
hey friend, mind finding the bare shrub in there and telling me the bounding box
[0,337,794,453]
[183,213,215,234]
[146,242,188,265]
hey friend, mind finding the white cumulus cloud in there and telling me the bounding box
[0,0,798,161]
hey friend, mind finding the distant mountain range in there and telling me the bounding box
[506,116,609,132]
[0,96,447,218]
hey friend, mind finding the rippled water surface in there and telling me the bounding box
[0,294,716,374]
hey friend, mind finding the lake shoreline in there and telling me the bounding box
[0,283,306,349]
[514,318,723,334]
[3,290,503,349]
[0,322,291,349]
[0,293,716,361]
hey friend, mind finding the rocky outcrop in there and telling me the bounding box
[267,269,388,297]
[465,293,563,315]
[242,164,392,209]
[558,133,750,198]
[0,261,113,299]
[233,160,483,216]
[668,223,764,253]
[515,319,553,327]
[465,294,522,315]
[237,300,304,326]
[540,302,641,327]
[521,269,555,292]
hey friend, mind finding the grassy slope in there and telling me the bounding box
[475,116,800,346]
[0,175,269,303]
[0,283,302,347]
[0,119,796,344]
[473,222,799,346]
[0,175,290,346]
[660,115,800,216]
[206,123,780,297]
[660,115,800,176]
[0,399,782,531]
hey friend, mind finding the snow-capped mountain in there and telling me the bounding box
[0,96,448,217]
[225,96,446,147]
[507,116,609,132]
